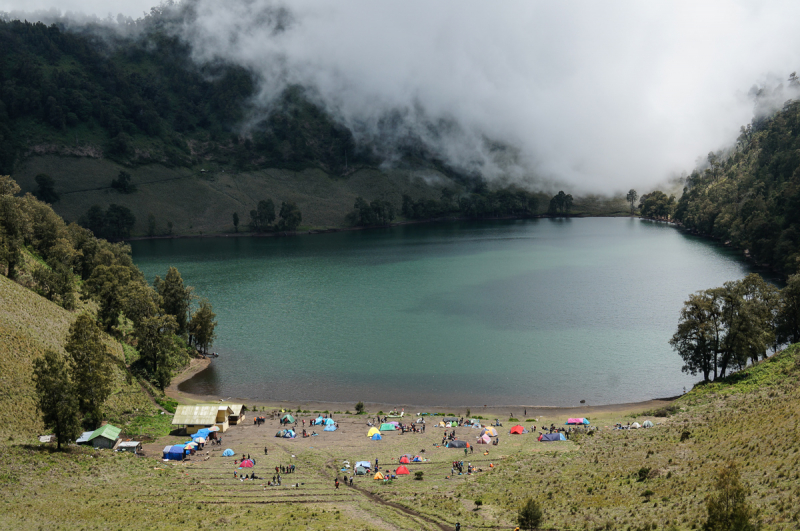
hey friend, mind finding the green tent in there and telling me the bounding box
[380,423,396,431]
[281,414,295,423]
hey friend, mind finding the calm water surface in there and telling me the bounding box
[130,218,762,407]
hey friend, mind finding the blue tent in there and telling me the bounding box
[283,429,296,438]
[371,433,382,440]
[540,433,567,442]
[163,445,185,460]
[323,418,335,426]
[313,417,325,425]
[324,424,337,432]
[190,428,211,439]
[222,448,235,456]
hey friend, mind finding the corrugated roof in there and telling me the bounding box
[222,404,243,416]
[76,431,93,444]
[117,441,141,447]
[89,424,121,441]
[172,404,227,425]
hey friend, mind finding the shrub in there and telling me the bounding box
[681,430,691,442]
[355,401,365,414]
[517,498,543,530]
[414,471,424,481]
[377,410,384,415]
[509,418,519,422]
[474,499,483,507]
[637,467,652,482]
[703,462,756,531]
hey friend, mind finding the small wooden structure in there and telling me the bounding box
[116,441,142,454]
[88,424,121,449]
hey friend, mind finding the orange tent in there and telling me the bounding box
[395,466,410,475]
[399,456,410,464]
[510,425,525,434]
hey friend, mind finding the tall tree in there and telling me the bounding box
[670,289,725,382]
[65,314,113,429]
[517,498,543,531]
[156,267,193,335]
[34,173,59,204]
[83,264,139,331]
[32,350,81,450]
[0,177,25,278]
[189,298,217,354]
[626,189,638,215]
[135,314,178,389]
[703,462,756,531]
[776,273,800,345]
[277,201,302,231]
[249,199,275,232]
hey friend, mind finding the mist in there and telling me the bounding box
[4,0,800,193]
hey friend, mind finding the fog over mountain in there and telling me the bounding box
[3,0,800,193]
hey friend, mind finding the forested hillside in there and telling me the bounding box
[674,95,800,274]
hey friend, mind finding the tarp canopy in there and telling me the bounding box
[355,461,371,469]
[380,423,396,431]
[566,418,590,425]
[476,434,491,444]
[510,425,526,434]
[355,466,367,475]
[396,466,410,475]
[447,440,469,448]
[190,428,211,439]
[281,414,295,423]
[323,425,337,432]
[222,448,235,456]
[367,427,380,438]
[323,418,335,426]
[443,417,458,422]
[642,420,654,428]
[399,456,410,464]
[539,433,567,442]
[480,427,498,437]
[373,472,384,480]
[371,433,382,441]
[239,459,254,468]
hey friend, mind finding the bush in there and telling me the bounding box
[637,467,652,482]
[474,499,483,507]
[681,430,691,442]
[703,462,756,531]
[509,418,519,422]
[414,471,424,481]
[517,498,543,530]
[377,410,384,415]
[355,401,365,414]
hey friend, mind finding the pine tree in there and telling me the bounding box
[156,267,192,335]
[517,498,543,530]
[32,350,81,450]
[703,462,757,531]
[189,298,217,354]
[65,314,113,429]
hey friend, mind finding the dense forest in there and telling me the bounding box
[670,91,800,275]
[0,15,374,175]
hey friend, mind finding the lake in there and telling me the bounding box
[130,218,762,407]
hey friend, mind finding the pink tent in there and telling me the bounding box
[239,459,254,468]
[566,418,589,425]
[476,434,491,444]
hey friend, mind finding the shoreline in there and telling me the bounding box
[167,358,681,418]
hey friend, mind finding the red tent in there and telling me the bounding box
[399,456,410,464]
[239,459,254,468]
[510,425,525,435]
[395,466,410,475]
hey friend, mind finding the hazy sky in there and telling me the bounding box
[3,0,800,193]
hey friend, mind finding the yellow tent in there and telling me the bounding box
[367,427,380,438]
[437,421,446,427]
[373,472,384,480]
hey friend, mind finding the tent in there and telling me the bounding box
[480,427,498,437]
[314,417,325,425]
[283,429,296,438]
[355,466,368,475]
[222,448,235,457]
[281,414,295,423]
[566,418,590,425]
[630,422,641,429]
[447,440,468,449]
[395,466,410,475]
[509,425,526,435]
[239,459,254,468]
[437,421,446,428]
[323,424,337,432]
[367,427,381,438]
[163,445,184,460]
[355,461,371,469]
[380,423,396,431]
[642,420,654,428]
[412,455,423,462]
[371,433,382,441]
[388,421,400,426]
[399,456,410,464]
[476,434,491,444]
[276,430,287,437]
[373,472,384,480]
[323,418,335,426]
[539,433,567,442]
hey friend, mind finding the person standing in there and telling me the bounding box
[264,446,268,455]
[334,478,339,490]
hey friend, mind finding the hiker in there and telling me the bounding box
[335,478,339,489]
[470,445,473,454]
[464,447,468,457]
[349,477,353,486]
[264,446,268,455]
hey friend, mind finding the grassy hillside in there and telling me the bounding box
[11,155,459,235]
[0,272,157,441]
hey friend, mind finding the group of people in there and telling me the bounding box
[450,460,478,475]
[253,416,267,426]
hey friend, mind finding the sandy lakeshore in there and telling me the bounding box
[167,358,679,420]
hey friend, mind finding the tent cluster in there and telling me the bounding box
[275,429,296,438]
[566,418,590,425]
[367,427,382,440]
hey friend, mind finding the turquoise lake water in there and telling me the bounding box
[130,218,763,407]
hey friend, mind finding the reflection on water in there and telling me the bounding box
[134,218,768,406]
